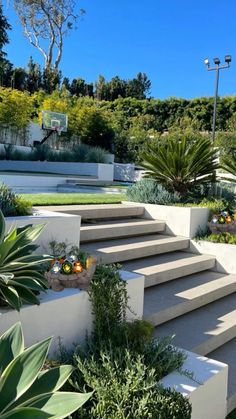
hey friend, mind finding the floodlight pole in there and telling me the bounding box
[204,57,232,143]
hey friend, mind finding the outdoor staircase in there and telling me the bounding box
[44,203,236,416]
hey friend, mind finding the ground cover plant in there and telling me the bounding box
[0,322,91,418]
[21,193,126,206]
[0,210,52,310]
[0,183,31,216]
[55,262,192,419]
[195,231,236,245]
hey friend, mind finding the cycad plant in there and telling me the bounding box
[0,210,52,311]
[220,154,236,182]
[0,322,91,418]
[142,137,218,196]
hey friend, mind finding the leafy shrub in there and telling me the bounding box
[86,146,108,163]
[0,322,92,418]
[127,178,181,205]
[0,210,52,310]
[195,231,236,245]
[142,136,218,195]
[0,183,31,216]
[73,347,191,419]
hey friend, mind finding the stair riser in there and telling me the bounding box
[145,258,216,288]
[80,223,165,242]
[91,240,189,264]
[193,325,236,356]
[146,282,236,327]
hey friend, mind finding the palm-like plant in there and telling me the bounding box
[0,210,52,311]
[0,322,91,418]
[142,137,218,195]
[220,154,236,182]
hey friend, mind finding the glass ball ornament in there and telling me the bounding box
[211,215,218,224]
[66,254,77,263]
[73,261,83,273]
[226,215,233,224]
[50,261,61,274]
[221,210,229,217]
[61,260,73,275]
[218,215,226,224]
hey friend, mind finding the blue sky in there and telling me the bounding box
[3,0,236,99]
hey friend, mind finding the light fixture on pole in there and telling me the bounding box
[204,55,232,142]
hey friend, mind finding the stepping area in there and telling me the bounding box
[40,203,236,415]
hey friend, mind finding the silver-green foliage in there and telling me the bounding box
[0,210,51,311]
[0,322,92,418]
[127,178,181,205]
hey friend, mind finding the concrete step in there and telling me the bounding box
[36,204,145,220]
[209,338,236,415]
[80,218,165,242]
[153,292,236,356]
[80,234,189,264]
[122,252,215,288]
[144,271,236,326]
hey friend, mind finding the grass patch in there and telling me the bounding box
[20,193,127,206]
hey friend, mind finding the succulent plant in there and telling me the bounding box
[0,322,92,418]
[0,210,52,311]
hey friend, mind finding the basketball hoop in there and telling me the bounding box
[52,126,63,136]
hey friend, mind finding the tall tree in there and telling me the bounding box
[14,0,85,70]
[26,56,42,92]
[0,4,12,87]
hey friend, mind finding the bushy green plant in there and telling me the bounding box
[127,178,181,205]
[142,136,218,195]
[72,347,191,419]
[85,146,108,163]
[220,154,236,183]
[0,183,31,216]
[195,231,236,245]
[0,322,92,418]
[0,210,52,310]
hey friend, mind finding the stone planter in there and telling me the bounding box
[5,209,81,253]
[208,221,236,234]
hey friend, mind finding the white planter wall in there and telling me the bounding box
[161,350,228,419]
[0,161,114,181]
[5,210,81,253]
[190,240,236,274]
[124,202,209,238]
[0,271,144,356]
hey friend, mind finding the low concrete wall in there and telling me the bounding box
[5,209,81,253]
[0,161,114,181]
[0,270,144,356]
[124,201,209,238]
[190,240,236,273]
[114,163,135,182]
[162,350,228,419]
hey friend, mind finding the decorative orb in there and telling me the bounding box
[234,213,236,221]
[221,210,229,217]
[86,256,96,269]
[59,258,65,264]
[61,261,73,275]
[218,215,226,224]
[226,215,233,224]
[73,261,83,273]
[211,215,218,224]
[67,254,77,263]
[50,262,61,274]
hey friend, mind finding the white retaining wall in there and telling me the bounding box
[5,209,81,253]
[190,240,236,274]
[162,350,228,419]
[0,161,114,181]
[0,270,144,356]
[124,201,210,238]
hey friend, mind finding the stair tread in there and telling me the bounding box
[81,234,188,254]
[153,292,236,355]
[81,218,164,230]
[122,252,215,281]
[144,271,236,325]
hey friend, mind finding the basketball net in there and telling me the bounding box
[52,126,63,136]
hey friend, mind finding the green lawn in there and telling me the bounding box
[21,193,127,206]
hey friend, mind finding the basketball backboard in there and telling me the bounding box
[42,110,68,133]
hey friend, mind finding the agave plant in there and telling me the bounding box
[0,210,52,311]
[0,322,91,418]
[220,154,236,182]
[142,136,218,195]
